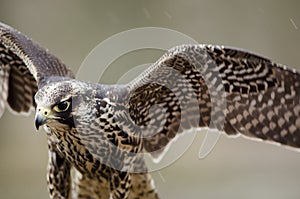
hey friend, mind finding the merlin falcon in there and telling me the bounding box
[0,22,299,199]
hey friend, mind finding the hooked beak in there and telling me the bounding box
[35,108,50,130]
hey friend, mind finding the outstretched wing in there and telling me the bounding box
[127,44,300,159]
[0,22,74,116]
[0,22,74,199]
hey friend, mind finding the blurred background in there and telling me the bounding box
[1,0,300,198]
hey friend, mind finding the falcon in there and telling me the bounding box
[0,22,299,199]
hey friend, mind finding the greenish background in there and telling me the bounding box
[1,1,300,198]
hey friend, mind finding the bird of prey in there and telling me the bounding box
[0,22,299,199]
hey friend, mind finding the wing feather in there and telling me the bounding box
[127,44,300,159]
[0,22,75,199]
[0,22,74,115]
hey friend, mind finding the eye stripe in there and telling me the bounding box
[60,95,72,102]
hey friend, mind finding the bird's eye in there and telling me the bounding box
[53,101,71,112]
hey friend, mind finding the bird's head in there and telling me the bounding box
[34,79,95,131]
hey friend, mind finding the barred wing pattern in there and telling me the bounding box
[0,22,74,115]
[127,45,300,159]
[0,22,74,198]
[2,21,300,199]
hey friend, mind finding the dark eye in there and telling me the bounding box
[53,101,71,112]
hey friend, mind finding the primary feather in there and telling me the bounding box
[0,22,299,199]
